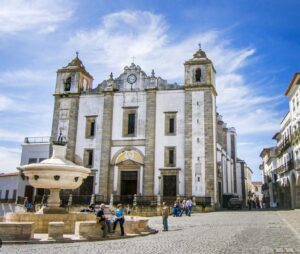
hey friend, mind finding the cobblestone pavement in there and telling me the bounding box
[2,210,300,254]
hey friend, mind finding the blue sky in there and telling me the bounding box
[0,0,300,181]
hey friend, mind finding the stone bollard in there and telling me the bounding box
[48,222,64,240]
[157,195,161,207]
[90,194,95,206]
[109,194,114,210]
[192,196,196,206]
[133,194,137,207]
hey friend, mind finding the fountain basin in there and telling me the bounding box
[21,145,90,190]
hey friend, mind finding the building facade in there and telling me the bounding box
[49,47,221,206]
[261,73,300,209]
[0,172,19,202]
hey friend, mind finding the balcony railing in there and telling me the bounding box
[274,159,295,175]
[24,136,51,144]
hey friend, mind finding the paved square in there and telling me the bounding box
[2,210,300,254]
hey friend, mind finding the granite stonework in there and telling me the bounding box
[0,222,35,240]
[99,91,114,198]
[144,89,156,196]
[48,222,64,240]
[184,90,193,196]
[203,89,217,206]
[5,212,95,234]
[75,216,152,240]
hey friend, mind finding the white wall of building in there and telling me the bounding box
[0,173,19,200]
[76,94,104,193]
[19,142,50,197]
[236,162,242,198]
[154,90,185,195]
[191,91,205,196]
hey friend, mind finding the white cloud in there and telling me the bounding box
[0,95,13,111]
[66,10,282,135]
[0,69,54,86]
[0,0,74,34]
[0,146,21,172]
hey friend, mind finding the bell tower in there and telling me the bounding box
[183,45,218,207]
[55,52,93,94]
[184,45,216,90]
[51,53,93,162]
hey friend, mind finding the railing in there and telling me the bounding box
[136,195,157,206]
[24,136,51,144]
[275,159,294,175]
[94,195,106,204]
[113,195,134,205]
[195,196,211,207]
[161,196,178,205]
[19,193,212,207]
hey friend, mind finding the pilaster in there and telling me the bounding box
[99,91,114,199]
[184,90,193,196]
[144,89,156,196]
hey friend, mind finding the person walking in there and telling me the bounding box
[96,203,108,238]
[180,199,186,216]
[113,203,125,236]
[185,198,193,216]
[161,202,169,231]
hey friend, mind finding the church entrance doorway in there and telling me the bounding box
[121,171,138,195]
[163,175,177,197]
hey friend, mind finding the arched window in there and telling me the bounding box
[195,68,201,82]
[64,77,71,91]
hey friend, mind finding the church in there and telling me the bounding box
[50,47,220,207]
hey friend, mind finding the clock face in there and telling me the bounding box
[127,74,137,84]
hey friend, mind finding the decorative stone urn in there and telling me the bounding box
[21,144,90,213]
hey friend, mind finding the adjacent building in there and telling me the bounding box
[260,73,300,209]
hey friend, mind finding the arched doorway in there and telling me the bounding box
[111,148,144,196]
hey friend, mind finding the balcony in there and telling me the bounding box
[24,136,51,144]
[274,159,294,175]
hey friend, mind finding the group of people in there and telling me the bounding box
[247,197,261,210]
[161,198,195,232]
[172,198,194,217]
[81,203,126,237]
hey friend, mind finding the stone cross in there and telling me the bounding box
[198,43,201,49]
[131,56,136,63]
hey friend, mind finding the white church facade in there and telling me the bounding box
[50,47,219,205]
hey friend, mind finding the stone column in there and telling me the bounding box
[113,165,118,192]
[144,89,156,196]
[204,89,216,205]
[184,90,193,196]
[139,165,144,195]
[99,91,114,199]
[47,189,61,207]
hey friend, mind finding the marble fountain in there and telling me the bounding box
[0,142,154,241]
